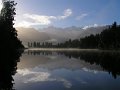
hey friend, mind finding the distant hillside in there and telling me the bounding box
[17,27,50,45]
[17,26,108,46]
[78,26,109,38]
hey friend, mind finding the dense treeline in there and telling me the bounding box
[27,39,80,48]
[0,0,24,50]
[80,22,120,49]
[28,42,53,48]
[28,22,120,50]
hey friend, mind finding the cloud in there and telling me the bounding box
[24,14,57,25]
[76,13,88,20]
[82,24,98,30]
[24,9,72,22]
[58,9,72,20]
[15,20,41,28]
[15,9,72,27]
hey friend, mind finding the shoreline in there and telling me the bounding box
[26,48,98,51]
[25,48,120,52]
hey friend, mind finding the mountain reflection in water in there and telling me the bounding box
[13,50,120,90]
[24,50,120,79]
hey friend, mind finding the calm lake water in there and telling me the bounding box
[13,49,120,90]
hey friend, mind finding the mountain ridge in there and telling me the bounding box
[17,26,108,45]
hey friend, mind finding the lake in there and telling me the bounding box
[13,49,120,90]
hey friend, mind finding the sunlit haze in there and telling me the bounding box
[0,0,2,11]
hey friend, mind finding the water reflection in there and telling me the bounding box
[59,51,120,79]
[14,50,120,90]
[25,50,120,79]
[0,50,23,90]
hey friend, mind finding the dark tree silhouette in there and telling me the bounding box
[0,1,24,89]
[0,49,23,90]
[99,22,120,49]
[79,22,120,49]
[0,0,24,50]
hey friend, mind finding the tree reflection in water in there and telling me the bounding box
[26,50,120,79]
[0,50,23,90]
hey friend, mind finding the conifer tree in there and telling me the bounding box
[0,0,24,50]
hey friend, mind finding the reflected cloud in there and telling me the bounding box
[14,50,120,90]
[17,69,37,76]
[58,78,72,88]
[17,69,72,88]
[18,52,102,72]
[17,69,51,82]
[82,67,99,74]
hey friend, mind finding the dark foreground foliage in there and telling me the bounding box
[0,0,24,89]
[0,0,24,50]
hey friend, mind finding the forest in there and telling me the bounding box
[28,22,120,50]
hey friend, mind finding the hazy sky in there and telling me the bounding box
[1,0,120,28]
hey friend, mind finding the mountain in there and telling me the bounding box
[39,26,83,41]
[78,26,108,38]
[17,26,108,46]
[17,27,50,45]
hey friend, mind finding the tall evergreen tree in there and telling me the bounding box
[0,0,24,50]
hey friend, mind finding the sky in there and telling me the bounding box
[0,0,120,28]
